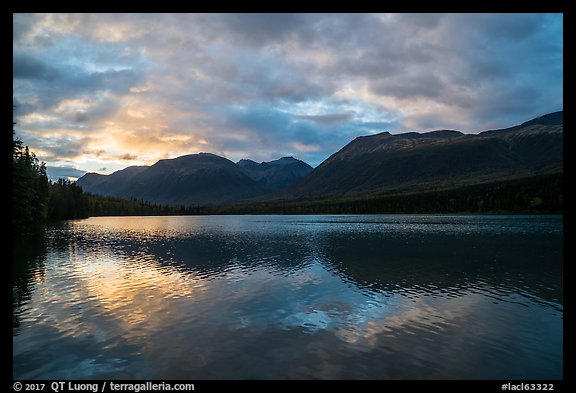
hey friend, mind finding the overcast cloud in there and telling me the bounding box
[13,13,563,179]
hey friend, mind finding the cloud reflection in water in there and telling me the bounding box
[13,215,562,379]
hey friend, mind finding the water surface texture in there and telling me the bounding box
[13,215,563,379]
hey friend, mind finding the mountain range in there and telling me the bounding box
[76,111,562,207]
[77,155,313,206]
[276,111,562,200]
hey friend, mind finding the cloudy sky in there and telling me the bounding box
[13,13,563,180]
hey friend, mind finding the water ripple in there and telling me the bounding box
[13,215,562,379]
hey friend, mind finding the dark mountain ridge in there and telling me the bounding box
[77,154,312,206]
[77,111,562,208]
[76,166,148,197]
[273,111,562,200]
[238,157,313,193]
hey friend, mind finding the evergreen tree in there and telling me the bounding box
[13,125,49,230]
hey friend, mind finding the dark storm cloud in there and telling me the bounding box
[328,13,561,128]
[461,13,546,41]
[14,53,141,119]
[229,58,331,104]
[220,13,307,46]
[13,54,60,80]
[74,112,90,123]
[24,133,92,161]
[370,73,445,100]
[295,113,353,126]
[73,69,139,93]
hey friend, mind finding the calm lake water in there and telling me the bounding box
[13,215,562,380]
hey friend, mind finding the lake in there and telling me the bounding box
[13,215,563,380]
